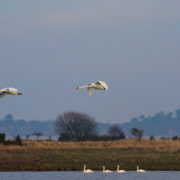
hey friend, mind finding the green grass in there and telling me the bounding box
[0,148,180,171]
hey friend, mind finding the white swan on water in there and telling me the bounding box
[102,166,112,173]
[83,165,93,173]
[117,165,126,173]
[136,165,146,172]
[0,87,22,99]
[76,81,108,95]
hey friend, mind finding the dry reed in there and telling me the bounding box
[0,139,180,152]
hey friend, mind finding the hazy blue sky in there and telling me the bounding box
[0,0,180,123]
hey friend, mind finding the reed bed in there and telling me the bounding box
[0,139,180,171]
[0,139,180,152]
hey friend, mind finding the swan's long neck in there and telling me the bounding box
[117,165,119,171]
[84,165,86,171]
[137,166,139,171]
[77,85,90,89]
[103,166,105,171]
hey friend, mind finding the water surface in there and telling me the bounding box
[0,171,180,180]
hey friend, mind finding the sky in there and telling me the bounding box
[0,0,180,123]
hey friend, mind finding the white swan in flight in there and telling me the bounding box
[117,165,126,173]
[136,165,146,172]
[83,164,93,173]
[102,166,112,173]
[76,81,108,95]
[0,87,23,99]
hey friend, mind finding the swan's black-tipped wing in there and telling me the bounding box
[0,92,8,99]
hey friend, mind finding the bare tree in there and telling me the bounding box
[55,111,97,141]
[130,128,144,141]
[108,125,125,140]
[15,135,22,146]
[32,132,43,140]
[0,133,5,143]
[25,134,30,140]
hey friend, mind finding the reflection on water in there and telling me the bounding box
[0,171,180,180]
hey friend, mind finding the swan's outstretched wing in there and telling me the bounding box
[0,92,7,99]
[9,88,18,93]
[97,81,109,90]
[87,87,92,96]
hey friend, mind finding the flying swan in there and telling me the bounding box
[102,166,112,173]
[136,165,146,172]
[0,87,23,99]
[76,81,108,95]
[83,164,93,173]
[117,165,126,173]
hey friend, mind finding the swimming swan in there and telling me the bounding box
[102,166,112,173]
[117,165,126,173]
[136,165,146,172]
[83,164,93,173]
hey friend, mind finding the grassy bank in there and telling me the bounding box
[0,139,180,171]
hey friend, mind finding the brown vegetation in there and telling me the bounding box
[0,139,180,171]
[0,139,180,152]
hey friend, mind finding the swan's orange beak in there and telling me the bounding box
[76,87,80,90]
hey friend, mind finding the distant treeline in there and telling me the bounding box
[1,109,180,138]
[0,114,55,138]
[120,109,180,136]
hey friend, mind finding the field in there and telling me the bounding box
[0,139,180,171]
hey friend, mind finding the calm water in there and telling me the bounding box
[0,171,180,180]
